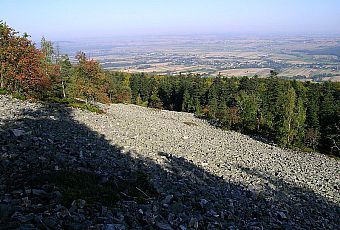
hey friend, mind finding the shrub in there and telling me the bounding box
[303,147,314,153]
[0,88,8,95]
[45,97,76,104]
[12,92,26,100]
[68,102,104,114]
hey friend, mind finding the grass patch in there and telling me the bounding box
[0,88,8,95]
[35,170,158,207]
[12,92,26,100]
[68,103,104,114]
[45,97,104,114]
[45,97,77,104]
[302,147,315,153]
[183,121,198,126]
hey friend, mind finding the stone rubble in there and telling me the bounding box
[0,95,339,229]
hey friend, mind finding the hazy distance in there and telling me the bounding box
[1,0,340,41]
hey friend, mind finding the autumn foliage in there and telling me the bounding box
[68,51,110,103]
[0,22,339,156]
[0,22,52,98]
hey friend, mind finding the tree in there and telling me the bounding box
[0,22,50,98]
[319,87,339,154]
[40,37,63,98]
[40,36,55,64]
[130,74,142,103]
[274,86,306,148]
[194,97,202,115]
[237,91,260,132]
[59,55,73,98]
[182,89,194,112]
[293,96,307,147]
[208,96,218,119]
[304,83,321,149]
[70,52,110,103]
[148,91,162,109]
[276,87,297,147]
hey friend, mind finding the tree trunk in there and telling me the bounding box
[0,65,4,88]
[61,78,66,98]
[0,74,3,88]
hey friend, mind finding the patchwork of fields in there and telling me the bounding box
[59,35,340,81]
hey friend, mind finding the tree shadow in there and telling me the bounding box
[0,101,339,229]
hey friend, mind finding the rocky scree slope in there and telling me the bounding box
[0,95,339,229]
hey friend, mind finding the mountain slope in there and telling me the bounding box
[0,95,339,229]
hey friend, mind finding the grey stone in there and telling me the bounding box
[104,224,126,230]
[43,216,58,229]
[179,225,187,230]
[71,199,86,209]
[0,95,340,229]
[10,128,25,137]
[156,222,174,230]
[162,194,174,204]
[31,189,47,197]
[11,212,34,223]
[277,211,288,220]
[199,199,208,208]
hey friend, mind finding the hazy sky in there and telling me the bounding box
[1,0,340,41]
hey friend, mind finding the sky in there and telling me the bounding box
[1,0,340,41]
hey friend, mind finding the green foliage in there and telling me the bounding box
[148,91,163,109]
[12,92,26,100]
[68,103,103,114]
[237,91,259,132]
[44,97,103,113]
[123,73,339,155]
[0,88,8,95]
[194,97,202,115]
[2,22,339,156]
[45,97,76,104]
[303,147,315,153]
[182,89,194,112]
[276,87,297,147]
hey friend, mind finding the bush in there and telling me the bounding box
[303,147,315,153]
[2,90,95,112]
[46,97,76,104]
[0,88,8,95]
[68,103,104,114]
[45,97,103,113]
[148,93,163,109]
[12,92,26,100]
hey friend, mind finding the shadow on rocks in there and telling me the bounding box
[139,151,340,229]
[0,102,339,229]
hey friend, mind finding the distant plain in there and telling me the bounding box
[58,35,340,81]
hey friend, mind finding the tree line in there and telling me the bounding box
[127,73,340,156]
[1,22,339,156]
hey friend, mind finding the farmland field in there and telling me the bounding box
[58,35,340,81]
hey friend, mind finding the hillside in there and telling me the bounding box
[2,22,339,156]
[0,95,339,229]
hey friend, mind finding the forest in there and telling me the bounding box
[1,22,339,156]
